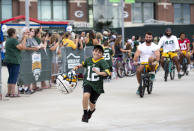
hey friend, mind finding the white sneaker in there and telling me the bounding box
[187,64,190,72]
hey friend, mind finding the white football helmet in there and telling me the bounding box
[56,70,78,94]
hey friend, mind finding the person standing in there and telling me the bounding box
[132,36,140,58]
[113,36,131,58]
[103,41,113,79]
[4,28,26,97]
[62,32,77,49]
[34,28,49,89]
[49,34,60,86]
[85,30,98,46]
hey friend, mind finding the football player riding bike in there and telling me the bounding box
[178,32,191,72]
[158,28,182,79]
[134,32,160,94]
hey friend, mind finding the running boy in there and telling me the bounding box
[74,45,110,123]
[103,40,113,79]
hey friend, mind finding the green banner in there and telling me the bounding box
[109,0,120,2]
[125,0,135,3]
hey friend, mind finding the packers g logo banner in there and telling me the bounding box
[32,52,42,81]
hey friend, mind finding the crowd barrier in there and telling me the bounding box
[61,47,84,74]
[18,49,52,85]
[60,46,94,74]
[84,46,94,60]
[18,46,94,85]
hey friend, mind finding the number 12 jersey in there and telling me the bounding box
[82,57,110,94]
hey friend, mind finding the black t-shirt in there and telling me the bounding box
[114,44,122,57]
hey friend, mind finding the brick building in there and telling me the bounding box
[0,0,194,28]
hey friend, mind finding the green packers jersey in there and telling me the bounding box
[82,57,110,94]
[132,40,139,53]
[103,47,113,67]
[87,39,93,46]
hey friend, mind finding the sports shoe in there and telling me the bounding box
[18,87,24,94]
[82,113,88,123]
[88,109,96,120]
[24,88,35,94]
[178,73,182,79]
[149,72,155,81]
[187,64,190,72]
[136,88,140,95]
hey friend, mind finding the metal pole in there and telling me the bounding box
[25,0,30,27]
[121,0,125,48]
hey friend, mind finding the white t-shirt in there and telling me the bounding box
[158,35,179,52]
[138,42,158,63]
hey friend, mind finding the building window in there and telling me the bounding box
[0,0,12,20]
[132,2,153,23]
[174,4,190,24]
[88,0,94,27]
[93,0,122,28]
[38,0,67,21]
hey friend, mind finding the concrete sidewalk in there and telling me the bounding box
[0,66,194,131]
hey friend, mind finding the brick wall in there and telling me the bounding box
[190,4,194,24]
[12,0,19,17]
[17,1,37,19]
[124,4,131,22]
[68,2,88,22]
[155,2,174,23]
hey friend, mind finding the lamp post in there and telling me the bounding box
[25,0,30,27]
[121,0,125,47]
[111,0,125,47]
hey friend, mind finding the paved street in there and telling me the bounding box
[0,66,194,131]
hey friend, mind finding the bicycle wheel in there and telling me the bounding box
[183,58,188,76]
[139,78,146,98]
[129,59,136,76]
[147,80,153,94]
[170,62,175,80]
[124,62,132,76]
[164,61,169,81]
[117,61,125,78]
[181,59,186,76]
[113,66,118,79]
[131,64,136,76]
[186,70,189,76]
